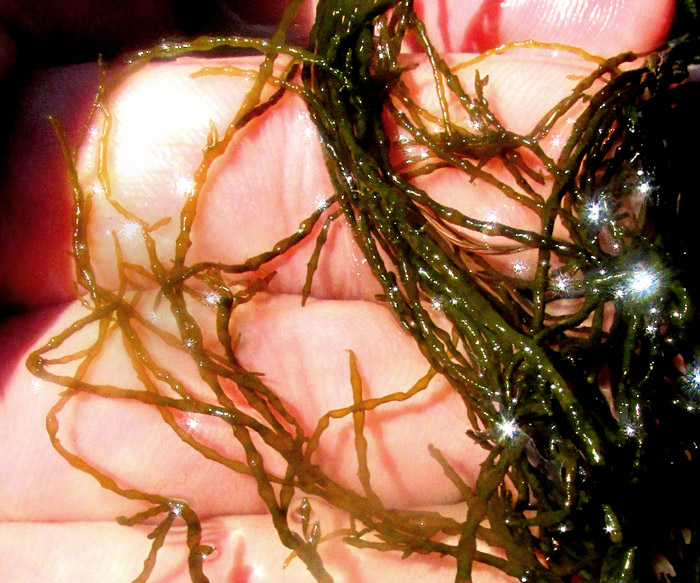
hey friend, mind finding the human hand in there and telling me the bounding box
[0,1,677,582]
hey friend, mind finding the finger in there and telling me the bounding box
[2,52,612,307]
[410,0,674,54]
[0,291,480,521]
[0,504,511,583]
[242,0,673,54]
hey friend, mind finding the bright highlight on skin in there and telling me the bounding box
[202,292,221,307]
[185,415,200,431]
[119,220,142,240]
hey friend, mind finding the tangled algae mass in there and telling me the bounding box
[26,0,700,581]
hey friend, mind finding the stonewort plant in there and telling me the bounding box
[28,1,700,581]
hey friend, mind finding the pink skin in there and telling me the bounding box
[0,52,645,305]
[0,1,674,582]
[0,293,478,519]
[409,0,673,54]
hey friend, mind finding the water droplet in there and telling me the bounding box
[496,416,519,441]
[550,272,572,295]
[616,263,662,302]
[512,261,526,276]
[202,292,221,307]
[584,199,608,224]
[169,502,184,516]
[682,361,700,402]
[184,415,200,432]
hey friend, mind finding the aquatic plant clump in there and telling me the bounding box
[27,0,700,581]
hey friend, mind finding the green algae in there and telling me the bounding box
[27,1,700,581]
